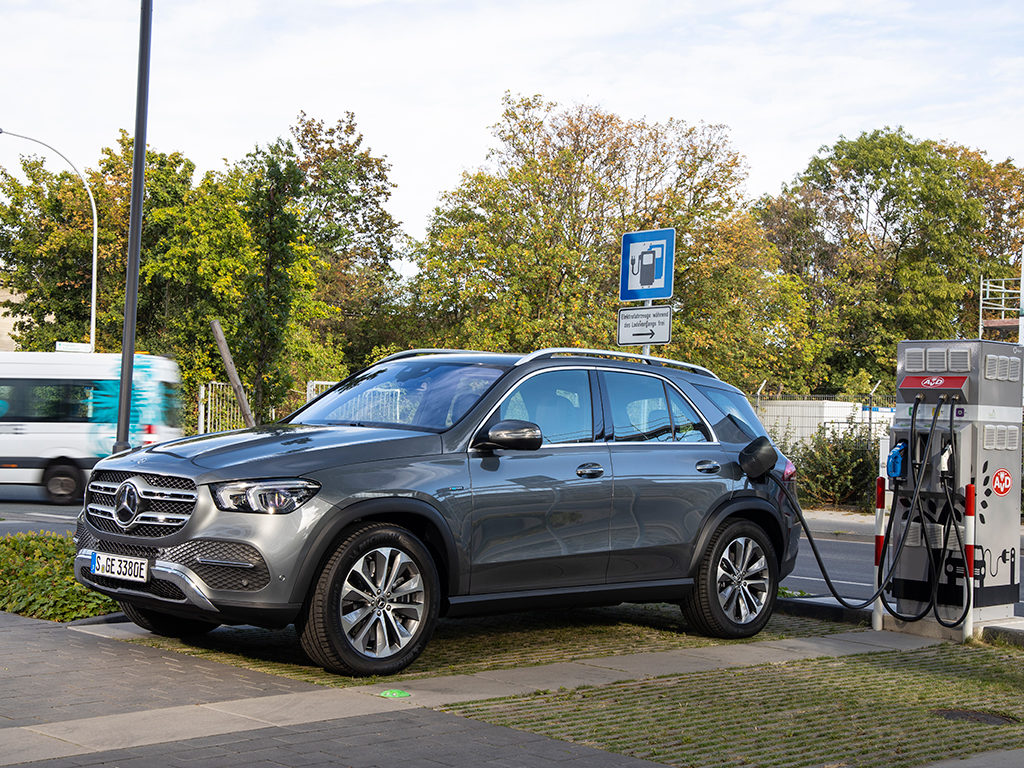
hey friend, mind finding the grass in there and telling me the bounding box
[444,642,1024,768]
[0,531,118,621]
[128,603,854,687]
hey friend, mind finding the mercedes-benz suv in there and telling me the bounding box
[75,348,800,676]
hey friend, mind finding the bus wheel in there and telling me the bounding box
[43,463,83,505]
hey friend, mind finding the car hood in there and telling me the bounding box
[98,423,443,483]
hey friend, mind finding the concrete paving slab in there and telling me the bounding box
[476,661,636,688]
[0,727,88,766]
[204,688,418,726]
[832,629,943,650]
[66,622,152,640]
[918,748,1024,768]
[580,649,726,676]
[351,673,535,707]
[28,704,268,751]
[757,634,909,658]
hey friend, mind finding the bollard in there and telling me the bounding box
[872,476,886,631]
[963,483,975,642]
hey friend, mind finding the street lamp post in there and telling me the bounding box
[0,128,99,353]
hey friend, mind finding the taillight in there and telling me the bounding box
[143,424,158,445]
[782,459,797,481]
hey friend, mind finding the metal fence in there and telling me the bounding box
[752,392,897,449]
[199,380,342,434]
[197,382,249,434]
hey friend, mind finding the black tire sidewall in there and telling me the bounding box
[701,520,778,638]
[320,525,439,676]
[43,463,83,505]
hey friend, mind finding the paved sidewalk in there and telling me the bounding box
[1,609,946,768]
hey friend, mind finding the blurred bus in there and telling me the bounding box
[0,352,182,504]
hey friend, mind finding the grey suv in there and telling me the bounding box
[75,348,799,676]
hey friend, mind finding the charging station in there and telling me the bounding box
[884,339,1022,629]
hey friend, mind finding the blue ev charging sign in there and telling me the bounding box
[620,228,675,302]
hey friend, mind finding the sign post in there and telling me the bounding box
[619,228,675,354]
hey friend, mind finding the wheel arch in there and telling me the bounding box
[291,496,460,610]
[686,495,786,578]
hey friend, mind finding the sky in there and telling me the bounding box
[1,0,1022,241]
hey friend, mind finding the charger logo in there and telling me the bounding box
[993,468,1013,496]
[921,376,945,388]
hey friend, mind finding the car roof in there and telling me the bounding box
[374,347,719,380]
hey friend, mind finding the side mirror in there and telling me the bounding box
[739,435,778,480]
[473,420,543,451]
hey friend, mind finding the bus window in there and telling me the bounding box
[26,382,64,421]
[161,382,183,428]
[0,383,15,419]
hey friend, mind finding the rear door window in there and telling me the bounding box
[603,372,709,443]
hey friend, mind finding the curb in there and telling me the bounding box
[776,596,872,625]
[66,612,128,626]
[776,597,1024,649]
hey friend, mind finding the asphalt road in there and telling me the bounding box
[784,516,1024,614]
[0,486,80,535]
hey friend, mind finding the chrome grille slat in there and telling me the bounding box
[85,470,198,538]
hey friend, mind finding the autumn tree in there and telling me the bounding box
[411,94,811,389]
[756,127,1022,393]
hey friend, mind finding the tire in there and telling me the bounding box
[119,601,220,637]
[681,519,778,639]
[298,522,439,676]
[42,463,83,505]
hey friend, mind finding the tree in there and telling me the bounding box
[756,127,1010,393]
[409,93,810,390]
[0,132,194,353]
[412,94,748,348]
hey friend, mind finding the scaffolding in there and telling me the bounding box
[979,276,1022,341]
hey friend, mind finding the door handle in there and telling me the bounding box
[695,460,721,474]
[576,463,604,479]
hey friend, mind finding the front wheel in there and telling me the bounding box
[298,522,439,676]
[681,519,778,638]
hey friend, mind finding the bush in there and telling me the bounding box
[0,532,118,621]
[786,423,879,511]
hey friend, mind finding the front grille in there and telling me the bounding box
[85,470,197,538]
[80,567,187,601]
[91,540,160,559]
[163,539,270,591]
[91,470,197,491]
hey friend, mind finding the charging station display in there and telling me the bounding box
[888,339,1022,623]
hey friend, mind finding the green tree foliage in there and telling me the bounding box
[288,112,403,367]
[412,94,811,390]
[757,128,1024,393]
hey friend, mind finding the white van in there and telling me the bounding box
[0,352,182,503]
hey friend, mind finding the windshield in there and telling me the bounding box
[288,360,507,432]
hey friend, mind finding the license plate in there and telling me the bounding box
[90,552,149,583]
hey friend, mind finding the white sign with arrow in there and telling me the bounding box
[617,305,672,346]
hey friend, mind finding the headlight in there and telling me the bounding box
[211,479,320,514]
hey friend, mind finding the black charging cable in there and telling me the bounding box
[762,392,969,626]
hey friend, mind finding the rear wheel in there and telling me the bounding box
[681,519,778,638]
[298,522,439,676]
[42,463,83,505]
[119,601,220,637]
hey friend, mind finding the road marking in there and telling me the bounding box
[26,513,79,521]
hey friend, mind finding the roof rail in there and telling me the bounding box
[514,348,719,379]
[373,348,484,365]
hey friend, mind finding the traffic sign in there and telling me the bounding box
[620,228,675,301]
[618,306,672,346]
